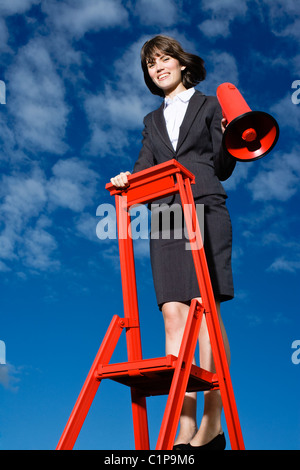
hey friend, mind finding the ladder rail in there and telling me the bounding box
[56,315,125,450]
[156,299,205,449]
[179,175,245,450]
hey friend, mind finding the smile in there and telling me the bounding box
[157,73,169,81]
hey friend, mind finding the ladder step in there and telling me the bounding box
[96,355,219,397]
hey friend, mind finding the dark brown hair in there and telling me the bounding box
[141,35,206,97]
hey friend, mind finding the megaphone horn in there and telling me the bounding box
[216,83,279,162]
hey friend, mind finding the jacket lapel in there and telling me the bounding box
[176,91,206,152]
[152,102,174,153]
[151,90,207,154]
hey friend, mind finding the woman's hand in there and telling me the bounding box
[110,171,131,188]
[221,117,228,134]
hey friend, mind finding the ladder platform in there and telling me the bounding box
[97,355,219,397]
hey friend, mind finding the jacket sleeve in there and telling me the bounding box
[210,100,236,181]
[133,116,156,173]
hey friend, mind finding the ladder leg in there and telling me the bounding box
[115,194,150,449]
[178,176,245,450]
[56,315,125,450]
[156,299,204,450]
[131,389,150,450]
[205,311,245,449]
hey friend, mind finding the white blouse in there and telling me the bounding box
[163,87,195,150]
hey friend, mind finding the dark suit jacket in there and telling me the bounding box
[133,90,236,201]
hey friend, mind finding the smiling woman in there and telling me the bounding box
[110,34,236,450]
[0,0,299,452]
[146,54,187,99]
[140,35,206,97]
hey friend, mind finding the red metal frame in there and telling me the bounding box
[56,159,245,450]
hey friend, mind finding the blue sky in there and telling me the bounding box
[0,0,299,451]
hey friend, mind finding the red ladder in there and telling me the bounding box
[56,160,245,450]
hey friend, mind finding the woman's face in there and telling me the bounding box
[146,51,186,97]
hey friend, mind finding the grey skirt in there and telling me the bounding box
[149,194,234,309]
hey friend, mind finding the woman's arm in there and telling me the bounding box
[211,103,236,181]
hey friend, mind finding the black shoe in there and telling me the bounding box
[173,443,190,450]
[186,432,226,451]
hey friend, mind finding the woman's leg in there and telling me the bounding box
[190,299,231,446]
[162,301,198,445]
[162,299,230,446]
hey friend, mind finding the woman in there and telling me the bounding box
[110,35,236,450]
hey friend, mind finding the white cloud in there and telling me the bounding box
[223,161,253,192]
[83,37,158,157]
[0,114,25,165]
[198,0,300,41]
[199,19,231,38]
[0,169,48,269]
[75,213,99,242]
[247,149,300,201]
[270,93,300,132]
[0,17,9,52]
[0,158,99,272]
[259,0,300,39]
[198,0,249,39]
[43,34,85,77]
[200,0,247,10]
[235,199,300,276]
[0,0,40,16]
[267,256,300,274]
[85,88,147,133]
[0,362,22,392]
[48,157,99,212]
[21,219,60,271]
[6,38,69,155]
[42,0,129,39]
[113,37,151,94]
[133,0,179,27]
[200,51,239,95]
[0,260,11,272]
[0,168,47,233]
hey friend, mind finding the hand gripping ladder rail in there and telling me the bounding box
[56,160,245,450]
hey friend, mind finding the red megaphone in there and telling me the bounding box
[216,83,279,162]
